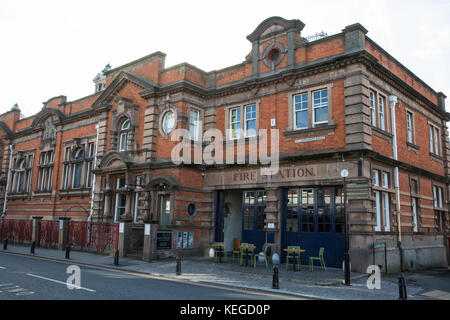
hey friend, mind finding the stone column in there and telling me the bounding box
[58,218,70,250]
[32,217,43,245]
[118,222,131,258]
[142,223,158,262]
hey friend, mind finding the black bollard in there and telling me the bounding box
[65,244,70,259]
[3,238,7,250]
[398,274,407,300]
[114,249,119,266]
[31,241,36,254]
[272,266,279,289]
[176,256,182,275]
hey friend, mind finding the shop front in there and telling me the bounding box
[206,160,361,268]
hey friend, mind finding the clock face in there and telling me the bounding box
[162,111,175,134]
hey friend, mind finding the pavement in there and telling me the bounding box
[1,243,449,300]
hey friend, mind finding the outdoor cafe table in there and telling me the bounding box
[239,245,256,267]
[211,243,227,263]
[283,248,306,271]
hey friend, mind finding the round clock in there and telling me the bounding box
[162,111,175,135]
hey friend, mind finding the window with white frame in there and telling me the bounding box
[114,176,126,222]
[244,105,257,137]
[406,111,414,144]
[410,178,419,232]
[369,90,389,132]
[370,91,376,127]
[38,150,54,192]
[429,124,440,156]
[119,119,130,151]
[133,176,142,223]
[313,89,328,125]
[372,169,391,232]
[85,143,94,188]
[72,148,84,189]
[294,93,308,130]
[229,107,241,140]
[62,147,71,189]
[13,158,30,193]
[378,96,386,131]
[189,109,200,141]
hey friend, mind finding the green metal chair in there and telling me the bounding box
[309,247,326,271]
[253,245,269,268]
[286,246,301,271]
[232,239,241,262]
[213,242,227,262]
[239,243,255,266]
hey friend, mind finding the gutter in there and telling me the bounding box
[88,123,100,241]
[2,144,13,218]
[389,94,404,272]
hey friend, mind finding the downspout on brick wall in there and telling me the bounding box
[389,94,404,272]
[2,144,13,218]
[88,123,100,242]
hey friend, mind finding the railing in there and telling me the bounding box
[39,220,59,249]
[305,31,328,43]
[0,218,33,244]
[68,221,118,253]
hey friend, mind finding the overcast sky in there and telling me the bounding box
[1,0,449,117]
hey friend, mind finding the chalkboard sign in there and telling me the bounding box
[157,232,172,250]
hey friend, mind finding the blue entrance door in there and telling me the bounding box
[281,187,345,268]
[242,190,266,253]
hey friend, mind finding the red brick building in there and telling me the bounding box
[0,17,448,272]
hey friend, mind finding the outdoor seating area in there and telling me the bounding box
[211,241,327,272]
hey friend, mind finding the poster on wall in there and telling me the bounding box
[177,232,194,249]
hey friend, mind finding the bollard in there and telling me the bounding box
[272,266,279,289]
[114,249,119,266]
[65,244,71,259]
[398,273,407,300]
[176,256,182,275]
[31,241,36,254]
[3,238,7,250]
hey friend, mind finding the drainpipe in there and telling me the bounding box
[2,144,14,218]
[389,94,403,272]
[88,123,100,241]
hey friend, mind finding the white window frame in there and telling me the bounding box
[383,192,390,232]
[406,111,413,144]
[244,104,257,137]
[434,127,440,156]
[374,191,381,231]
[378,96,386,131]
[412,197,418,232]
[229,107,241,140]
[370,91,376,127]
[189,109,200,141]
[119,119,130,151]
[372,170,380,186]
[312,88,328,126]
[294,93,308,130]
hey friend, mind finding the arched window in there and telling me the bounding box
[72,148,84,189]
[119,119,130,151]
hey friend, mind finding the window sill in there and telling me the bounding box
[406,142,420,152]
[371,126,392,141]
[8,193,31,200]
[283,124,336,138]
[430,153,444,163]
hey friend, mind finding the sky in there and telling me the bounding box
[0,0,449,118]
